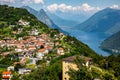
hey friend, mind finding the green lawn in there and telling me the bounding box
[0,67,7,73]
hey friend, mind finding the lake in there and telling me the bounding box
[61,26,110,56]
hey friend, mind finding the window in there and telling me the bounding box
[64,72,67,75]
[65,61,67,64]
[64,78,67,80]
[65,67,67,70]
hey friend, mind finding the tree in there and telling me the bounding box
[0,54,14,66]
[68,67,93,80]
[23,66,46,80]
[68,57,93,80]
[11,72,20,80]
[23,61,62,80]
[14,63,24,71]
[101,72,115,80]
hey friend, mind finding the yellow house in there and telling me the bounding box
[62,55,92,80]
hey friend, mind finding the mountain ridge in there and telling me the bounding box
[22,6,58,28]
[46,12,79,27]
[100,30,120,53]
[1,5,120,80]
[22,6,68,34]
[75,8,120,35]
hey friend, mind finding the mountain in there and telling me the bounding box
[22,6,60,29]
[37,9,59,29]
[0,4,96,54]
[47,12,79,27]
[75,8,120,35]
[2,5,120,80]
[100,31,120,53]
[0,5,44,26]
[22,6,38,16]
[22,6,78,30]
[0,5,99,62]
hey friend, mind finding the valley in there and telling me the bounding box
[1,0,120,79]
[23,6,120,56]
[61,26,110,56]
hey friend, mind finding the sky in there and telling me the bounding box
[0,0,120,10]
[0,0,120,21]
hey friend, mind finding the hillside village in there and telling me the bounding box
[2,12,95,79]
[0,17,67,79]
[0,19,113,80]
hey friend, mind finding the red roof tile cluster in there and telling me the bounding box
[38,48,45,52]
[2,71,11,75]
[2,71,12,79]
[58,48,64,50]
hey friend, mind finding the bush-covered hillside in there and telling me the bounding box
[0,5,97,57]
[0,5,43,26]
[101,31,120,53]
[1,5,120,80]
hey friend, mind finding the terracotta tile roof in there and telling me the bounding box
[14,62,20,65]
[62,56,76,62]
[38,48,45,52]
[58,48,64,50]
[37,42,43,45]
[62,55,92,62]
[2,71,11,75]
[29,45,36,49]
[46,45,52,49]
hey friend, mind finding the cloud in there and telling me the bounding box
[21,0,44,4]
[0,0,44,4]
[110,4,119,9]
[33,0,44,4]
[81,3,100,12]
[47,4,59,12]
[0,0,15,3]
[47,3,100,13]
[22,0,32,4]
